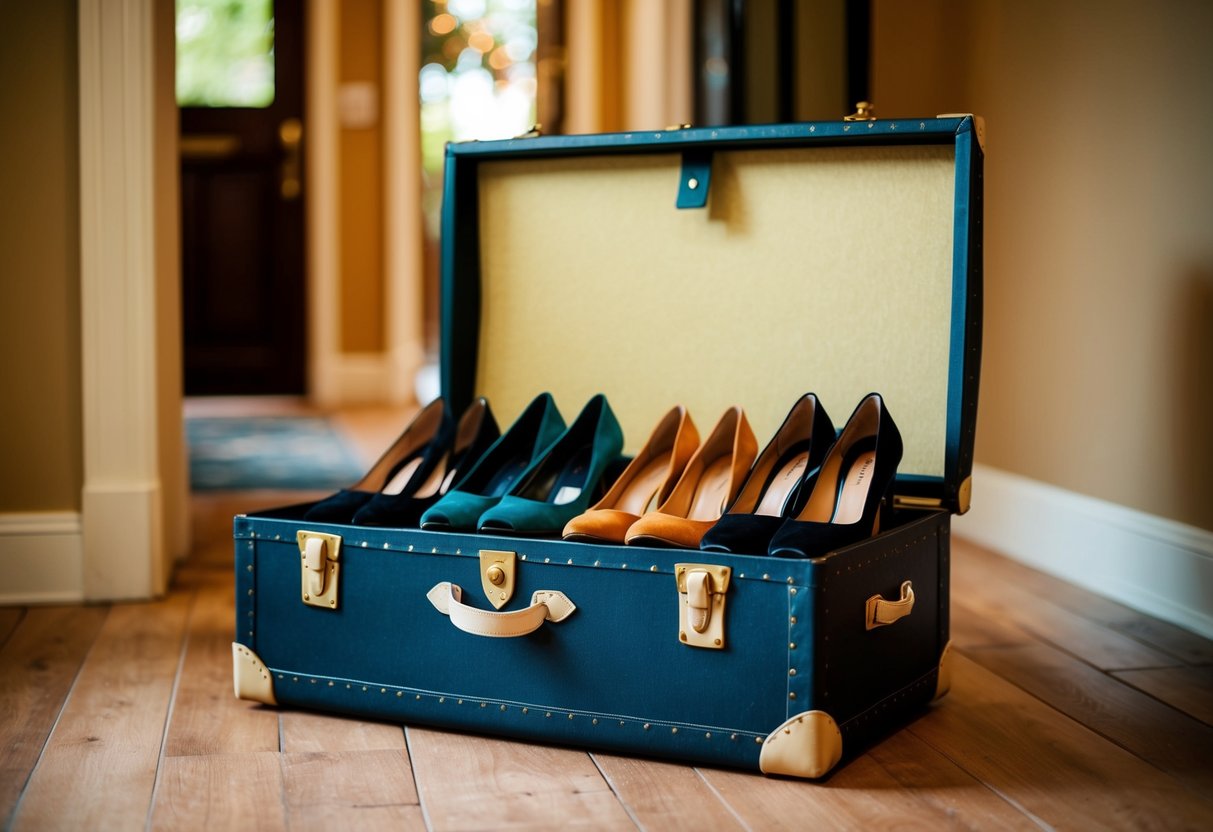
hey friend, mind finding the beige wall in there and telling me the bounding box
[338,0,386,354]
[0,0,82,512]
[873,0,1213,531]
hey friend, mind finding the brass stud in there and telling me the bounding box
[592,718,599,725]
[680,632,687,641]
[754,737,763,744]
[396,691,403,697]
[292,677,299,682]
[809,126,816,132]
[593,560,601,567]
[383,542,390,549]
[762,573,770,580]
[248,589,255,596]
[522,707,529,714]
[480,702,487,708]
[789,669,797,677]
[730,733,738,741]
[650,565,658,572]
[544,558,550,563]
[521,555,527,560]
[790,588,798,596]
[786,577,793,584]
[568,559,574,565]
[457,699,463,705]
[643,723,651,730]
[545,712,552,718]
[408,545,414,552]
[671,727,678,734]
[415,694,421,700]
[789,642,796,650]
[439,697,446,703]
[246,564,253,572]
[790,616,797,624]
[789,692,797,700]
[311,679,317,684]
[621,564,628,570]
[361,686,367,691]
[568,713,574,720]
[688,177,699,190]
[705,732,711,739]
[327,681,334,687]
[501,705,507,712]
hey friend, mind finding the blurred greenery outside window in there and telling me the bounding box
[420,0,538,237]
[177,0,276,108]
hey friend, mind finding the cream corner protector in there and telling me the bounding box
[758,710,843,779]
[232,643,277,705]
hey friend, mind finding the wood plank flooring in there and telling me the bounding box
[4,482,1213,828]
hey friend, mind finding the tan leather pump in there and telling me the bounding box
[562,406,700,544]
[624,406,758,548]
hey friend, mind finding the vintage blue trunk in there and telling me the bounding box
[233,115,983,779]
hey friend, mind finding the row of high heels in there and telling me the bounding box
[303,390,902,559]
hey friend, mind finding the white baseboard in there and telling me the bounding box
[955,463,1213,640]
[0,512,85,604]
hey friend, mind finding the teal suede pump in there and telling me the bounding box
[477,394,624,536]
[419,392,566,532]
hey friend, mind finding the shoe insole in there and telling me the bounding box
[549,446,592,505]
[482,456,529,499]
[753,451,810,517]
[615,454,671,515]
[832,450,876,524]
[411,451,451,500]
[687,456,733,522]
[381,455,424,496]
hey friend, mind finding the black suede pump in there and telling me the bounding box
[700,393,835,555]
[767,393,902,559]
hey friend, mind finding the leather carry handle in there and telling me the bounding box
[427,582,576,638]
[865,580,915,630]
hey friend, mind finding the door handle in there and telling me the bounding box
[180,133,241,160]
[279,117,302,200]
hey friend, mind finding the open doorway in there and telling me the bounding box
[178,0,307,395]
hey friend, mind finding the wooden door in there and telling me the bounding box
[179,0,306,395]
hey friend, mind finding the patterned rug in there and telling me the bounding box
[187,416,364,491]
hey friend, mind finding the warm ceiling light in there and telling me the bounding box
[430,13,457,35]
[468,31,495,53]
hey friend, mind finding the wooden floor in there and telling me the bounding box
[4,407,1213,829]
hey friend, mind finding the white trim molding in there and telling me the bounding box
[305,0,342,407]
[382,0,426,405]
[78,0,179,600]
[955,464,1213,640]
[0,513,85,604]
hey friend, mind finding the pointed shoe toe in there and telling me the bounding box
[624,513,717,549]
[562,509,640,544]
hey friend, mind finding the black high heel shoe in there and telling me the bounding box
[767,393,902,558]
[699,393,835,555]
[352,398,500,528]
[303,398,451,524]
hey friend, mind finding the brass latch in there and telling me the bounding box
[676,563,731,649]
[298,531,341,609]
[844,101,877,121]
[479,550,516,609]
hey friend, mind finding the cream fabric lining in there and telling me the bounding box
[475,145,956,479]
